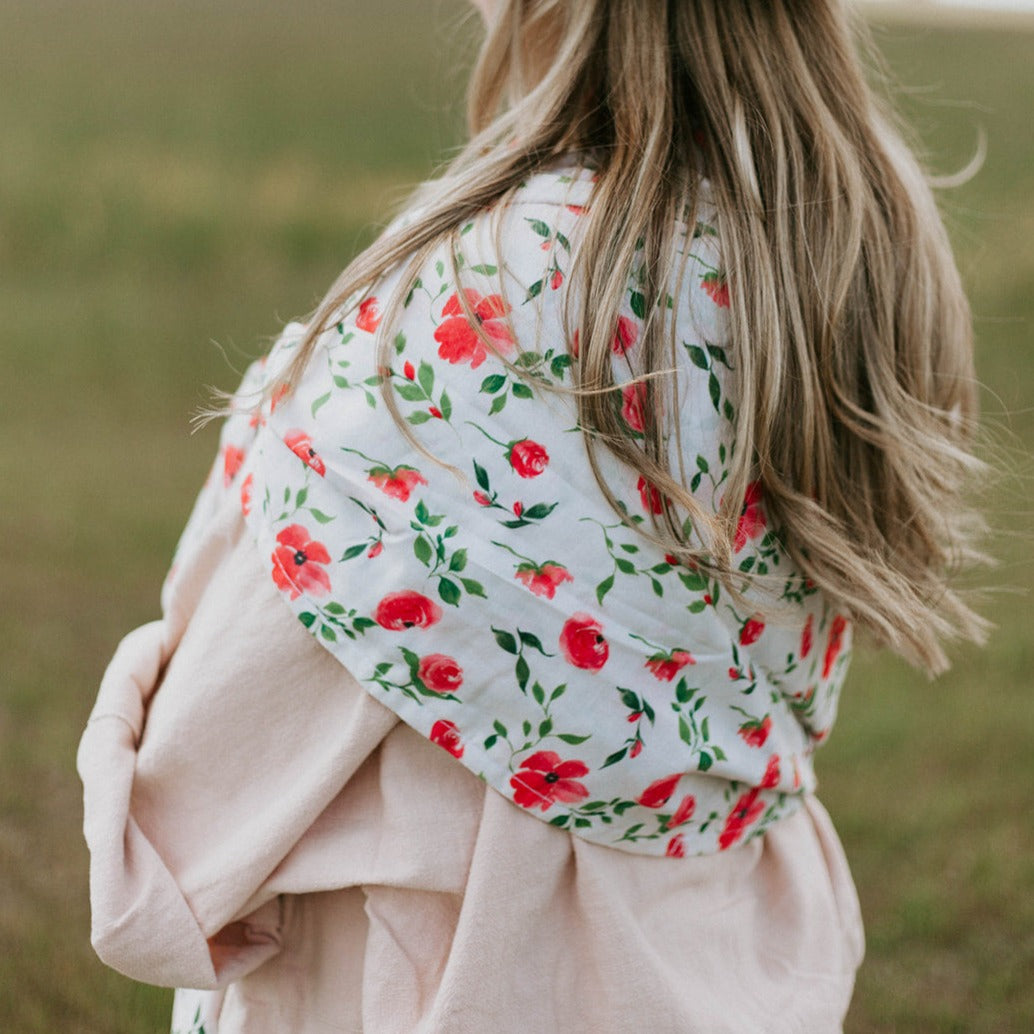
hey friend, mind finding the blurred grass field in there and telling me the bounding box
[0,2,1031,1031]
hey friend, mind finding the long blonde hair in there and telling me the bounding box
[278,0,987,674]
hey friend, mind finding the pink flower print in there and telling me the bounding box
[800,613,814,659]
[283,430,327,477]
[665,794,697,830]
[759,754,781,790]
[374,591,442,631]
[356,296,381,333]
[433,289,515,369]
[665,834,687,858]
[645,649,695,681]
[612,315,639,356]
[737,715,772,749]
[514,561,573,600]
[718,789,764,851]
[429,719,464,759]
[637,475,664,514]
[222,445,245,487]
[733,480,765,552]
[620,382,646,433]
[417,654,463,694]
[508,439,549,479]
[739,615,765,646]
[701,271,730,308]
[822,615,849,679]
[367,464,427,502]
[239,473,253,516]
[271,525,332,601]
[559,613,609,671]
[510,751,590,812]
[637,773,682,809]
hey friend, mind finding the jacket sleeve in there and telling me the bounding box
[78,496,398,989]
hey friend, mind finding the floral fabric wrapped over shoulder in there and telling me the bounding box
[165,166,852,858]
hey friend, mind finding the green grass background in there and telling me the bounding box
[1,2,1031,1030]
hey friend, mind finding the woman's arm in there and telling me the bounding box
[78,499,398,989]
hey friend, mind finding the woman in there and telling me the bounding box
[79,2,986,1031]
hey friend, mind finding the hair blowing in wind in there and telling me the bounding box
[278,0,988,675]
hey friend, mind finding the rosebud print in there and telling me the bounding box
[429,719,464,759]
[559,613,609,671]
[355,296,381,333]
[739,616,765,646]
[367,464,427,502]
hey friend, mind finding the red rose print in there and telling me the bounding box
[367,464,427,502]
[645,649,695,681]
[800,613,814,659]
[822,614,849,679]
[374,590,442,631]
[665,834,686,859]
[510,751,590,812]
[737,715,772,749]
[701,271,730,308]
[559,613,609,671]
[223,445,245,487]
[666,793,697,830]
[718,789,764,851]
[240,472,253,516]
[508,439,549,478]
[612,315,639,355]
[356,296,381,333]
[637,772,682,809]
[739,615,765,646]
[417,653,463,694]
[637,475,663,514]
[514,561,573,599]
[620,382,646,433]
[283,430,327,477]
[733,480,765,552]
[433,289,516,369]
[759,754,781,789]
[429,719,464,759]
[271,524,332,601]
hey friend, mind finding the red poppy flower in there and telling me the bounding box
[239,472,253,517]
[759,754,781,790]
[737,715,772,749]
[822,614,849,679]
[429,719,464,759]
[800,613,814,659]
[510,750,590,812]
[701,271,730,308]
[620,382,646,433]
[433,289,515,369]
[508,439,549,478]
[223,445,245,487]
[612,315,639,355]
[665,834,686,859]
[356,296,381,333]
[514,561,573,599]
[733,480,765,552]
[374,590,442,631]
[283,429,326,477]
[637,772,682,809]
[718,789,764,851]
[367,464,427,502]
[271,524,332,600]
[665,793,697,830]
[645,649,695,681]
[739,615,765,646]
[637,475,664,514]
[559,613,609,671]
[417,653,463,694]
